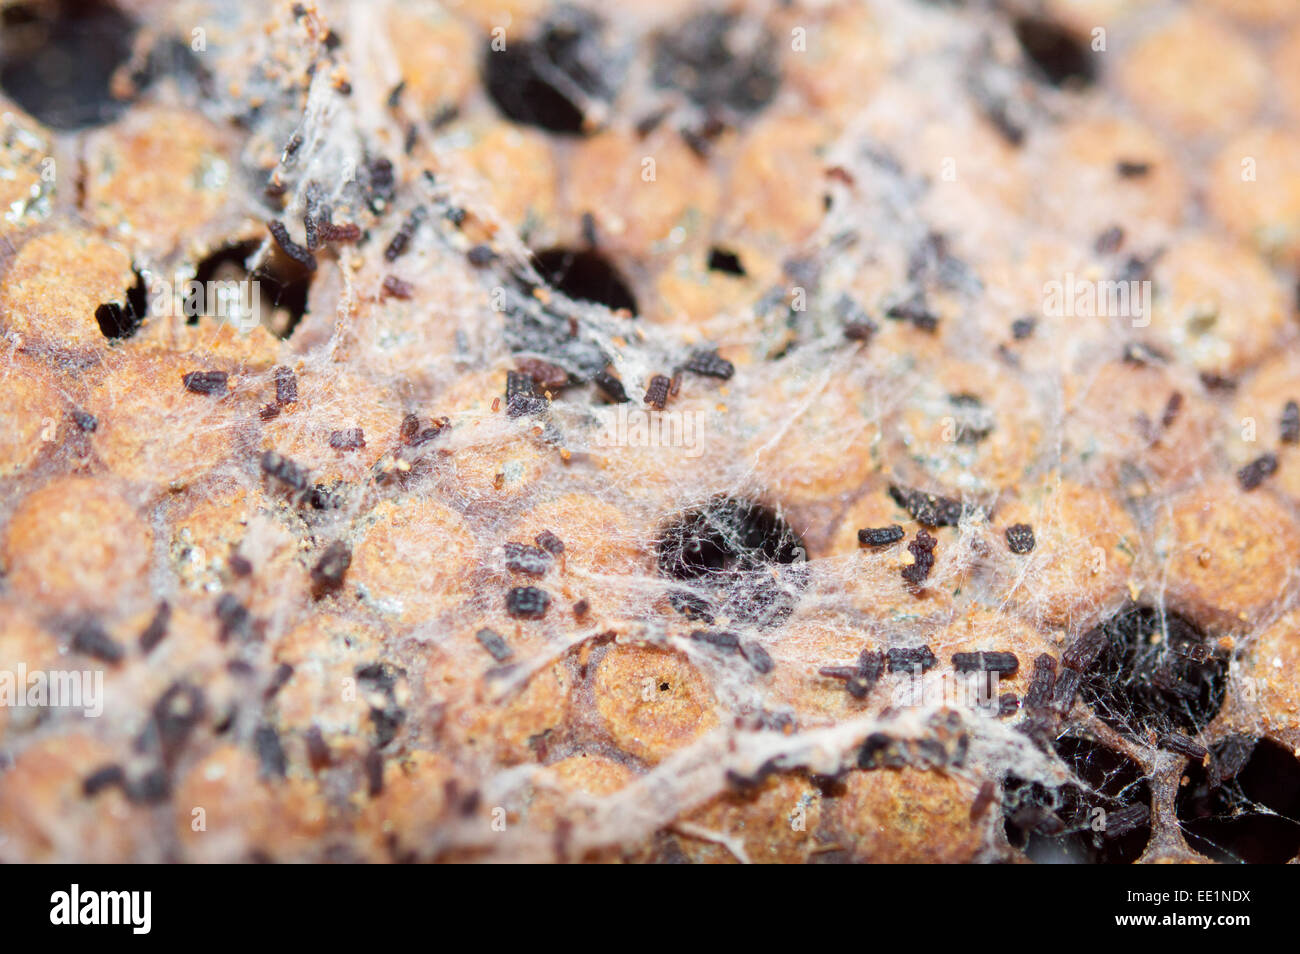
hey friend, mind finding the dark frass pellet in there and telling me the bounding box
[467,244,497,267]
[534,530,565,556]
[1062,626,1108,671]
[139,601,171,653]
[1158,732,1208,760]
[886,645,937,673]
[1116,160,1151,178]
[1122,341,1167,366]
[1160,391,1183,429]
[260,450,311,491]
[1094,225,1124,255]
[382,274,414,299]
[691,629,740,651]
[310,540,352,595]
[384,207,426,261]
[265,662,294,700]
[888,485,966,528]
[506,586,551,620]
[254,725,287,779]
[1024,654,1057,709]
[83,764,126,797]
[835,293,878,342]
[320,220,363,244]
[506,370,545,418]
[305,727,330,769]
[182,370,228,396]
[70,619,124,664]
[952,651,1020,675]
[644,374,671,410]
[1051,667,1082,713]
[1237,453,1278,491]
[1282,400,1300,445]
[901,529,937,586]
[328,428,366,450]
[819,650,883,699]
[274,366,298,405]
[503,542,551,577]
[885,293,939,332]
[1102,803,1150,840]
[684,349,735,380]
[150,682,204,763]
[740,641,774,674]
[592,369,629,403]
[125,769,170,805]
[858,525,904,547]
[1010,316,1036,339]
[516,357,570,392]
[1005,523,1035,554]
[215,592,253,642]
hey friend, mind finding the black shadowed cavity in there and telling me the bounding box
[187,240,311,339]
[481,6,619,135]
[1176,737,1300,864]
[0,1,140,129]
[1077,604,1227,740]
[707,247,745,276]
[1004,736,1152,864]
[657,497,807,627]
[533,247,637,314]
[94,269,148,340]
[652,11,780,119]
[1013,16,1096,88]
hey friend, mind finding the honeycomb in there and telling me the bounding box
[1,0,1299,863]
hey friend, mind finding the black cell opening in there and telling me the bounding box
[0,1,140,129]
[94,269,147,339]
[652,11,780,119]
[187,241,311,340]
[707,247,745,276]
[481,7,616,135]
[1077,604,1226,740]
[1004,736,1152,864]
[1176,737,1300,864]
[1013,17,1096,89]
[657,497,807,627]
[533,247,637,314]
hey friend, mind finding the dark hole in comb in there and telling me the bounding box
[533,247,637,315]
[481,7,617,135]
[0,1,140,129]
[1076,604,1226,741]
[94,269,148,340]
[707,247,745,276]
[189,240,312,339]
[657,496,806,627]
[1004,736,1151,864]
[1013,16,1096,89]
[1176,737,1300,863]
[652,11,780,120]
